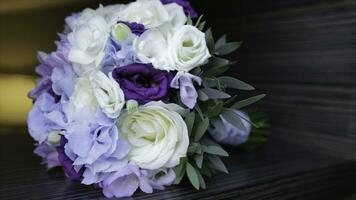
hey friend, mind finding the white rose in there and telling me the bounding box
[97,4,127,26]
[117,101,189,170]
[133,29,174,71]
[119,0,170,29]
[70,71,125,118]
[169,25,211,72]
[68,10,110,76]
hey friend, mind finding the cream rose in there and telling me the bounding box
[70,71,125,118]
[68,10,110,76]
[117,101,189,170]
[169,25,211,72]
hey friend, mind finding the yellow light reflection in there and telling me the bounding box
[0,74,35,125]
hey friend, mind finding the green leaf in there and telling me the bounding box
[186,163,200,190]
[200,164,212,177]
[215,41,242,55]
[221,110,245,130]
[218,76,255,90]
[205,28,215,53]
[204,145,229,157]
[224,95,238,106]
[195,15,204,27]
[174,158,187,184]
[187,15,193,25]
[185,112,196,136]
[207,155,228,173]
[230,94,266,109]
[200,88,231,99]
[204,102,224,118]
[198,90,209,101]
[203,57,236,77]
[194,154,204,168]
[198,21,206,31]
[196,170,206,189]
[215,34,227,50]
[193,117,210,142]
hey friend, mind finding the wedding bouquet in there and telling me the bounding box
[27,0,265,198]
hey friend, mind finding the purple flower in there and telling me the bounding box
[100,165,153,198]
[118,21,146,36]
[102,38,137,74]
[161,0,198,18]
[57,136,84,181]
[34,143,61,169]
[27,92,63,143]
[112,64,173,104]
[29,36,75,100]
[170,71,201,109]
[210,110,251,146]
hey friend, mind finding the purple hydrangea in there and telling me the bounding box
[34,143,61,169]
[57,136,84,181]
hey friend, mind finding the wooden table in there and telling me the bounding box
[0,128,354,200]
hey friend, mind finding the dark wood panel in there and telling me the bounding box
[0,131,354,200]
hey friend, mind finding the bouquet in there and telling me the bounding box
[27,0,266,198]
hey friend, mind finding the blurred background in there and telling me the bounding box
[0,0,355,159]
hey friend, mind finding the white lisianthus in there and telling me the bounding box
[68,9,110,76]
[117,101,189,170]
[164,3,187,29]
[89,71,125,118]
[169,25,211,72]
[133,29,175,71]
[119,0,170,29]
[70,71,125,118]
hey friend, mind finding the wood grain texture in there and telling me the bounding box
[189,0,356,160]
[0,131,354,200]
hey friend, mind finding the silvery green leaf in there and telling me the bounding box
[185,112,195,136]
[201,164,212,177]
[207,155,228,173]
[194,117,210,142]
[204,145,229,157]
[198,90,209,101]
[205,28,215,53]
[197,170,206,189]
[218,76,255,90]
[195,15,204,27]
[216,41,242,55]
[230,94,266,109]
[174,158,187,184]
[203,57,235,77]
[204,102,224,118]
[186,163,200,190]
[215,34,227,49]
[198,21,206,31]
[221,110,245,130]
[194,154,204,168]
[187,15,193,25]
[200,88,231,99]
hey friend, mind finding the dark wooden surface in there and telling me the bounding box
[0,129,355,200]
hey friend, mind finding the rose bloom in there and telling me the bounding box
[117,101,189,170]
[112,63,173,104]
